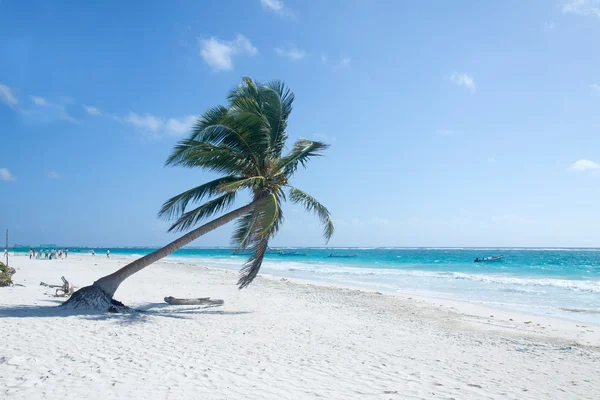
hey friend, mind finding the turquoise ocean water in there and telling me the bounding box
[11,246,600,323]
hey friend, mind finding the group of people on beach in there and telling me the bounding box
[29,248,68,260]
[90,249,110,258]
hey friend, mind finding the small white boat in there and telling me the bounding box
[474,255,504,263]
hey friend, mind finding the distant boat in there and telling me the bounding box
[278,251,306,256]
[474,255,504,263]
[328,254,358,258]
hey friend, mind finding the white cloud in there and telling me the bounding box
[488,157,497,163]
[543,20,556,30]
[568,159,600,171]
[122,112,197,137]
[83,105,102,116]
[124,112,163,132]
[259,0,293,16]
[199,34,258,72]
[321,54,327,65]
[340,57,351,68]
[0,83,18,107]
[438,129,454,136]
[591,83,600,92]
[562,0,600,18]
[46,170,60,179]
[30,95,48,106]
[275,44,307,61]
[450,73,476,93]
[165,115,197,136]
[0,168,16,182]
[260,0,283,11]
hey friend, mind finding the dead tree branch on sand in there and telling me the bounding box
[164,296,224,306]
[40,276,75,297]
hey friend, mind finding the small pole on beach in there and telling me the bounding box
[5,229,8,267]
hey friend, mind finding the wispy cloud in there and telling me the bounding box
[450,73,476,93]
[21,94,78,124]
[124,112,163,132]
[0,82,18,108]
[123,112,196,138]
[591,83,600,92]
[165,115,197,136]
[83,105,102,116]
[46,170,60,180]
[275,44,307,61]
[568,159,600,172]
[562,0,600,18]
[29,95,48,106]
[321,54,351,68]
[260,0,293,16]
[438,129,454,136]
[0,168,16,182]
[199,34,257,72]
[488,157,497,163]
[543,20,556,30]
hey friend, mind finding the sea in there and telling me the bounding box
[11,246,600,324]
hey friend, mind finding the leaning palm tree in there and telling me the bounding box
[63,77,334,311]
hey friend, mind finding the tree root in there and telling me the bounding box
[60,285,130,313]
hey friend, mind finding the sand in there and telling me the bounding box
[1,254,599,399]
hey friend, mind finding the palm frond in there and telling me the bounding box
[263,81,293,157]
[231,210,259,252]
[217,176,265,193]
[231,193,282,251]
[159,176,242,220]
[237,236,269,289]
[165,139,256,175]
[276,139,329,177]
[168,192,237,232]
[188,105,228,140]
[185,124,260,163]
[288,187,334,242]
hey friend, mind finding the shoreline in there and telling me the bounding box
[8,252,600,337]
[1,255,599,398]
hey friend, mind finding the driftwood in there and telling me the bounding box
[164,296,224,306]
[40,276,74,297]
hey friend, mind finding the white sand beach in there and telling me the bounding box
[1,255,599,399]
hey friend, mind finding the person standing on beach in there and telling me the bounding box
[91,249,95,256]
[106,249,110,258]
[65,249,68,258]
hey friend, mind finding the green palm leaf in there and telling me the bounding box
[166,140,256,175]
[168,192,237,232]
[217,176,265,193]
[276,139,329,177]
[289,187,334,242]
[237,236,269,289]
[159,176,242,220]
[263,80,293,157]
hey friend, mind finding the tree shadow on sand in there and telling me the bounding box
[0,301,251,324]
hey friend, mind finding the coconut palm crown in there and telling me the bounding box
[159,77,334,288]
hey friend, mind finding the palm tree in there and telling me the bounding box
[62,77,334,311]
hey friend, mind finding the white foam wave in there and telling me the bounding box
[176,256,600,294]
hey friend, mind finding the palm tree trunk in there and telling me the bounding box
[62,200,260,311]
[93,200,259,298]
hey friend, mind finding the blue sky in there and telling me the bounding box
[1,0,600,248]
